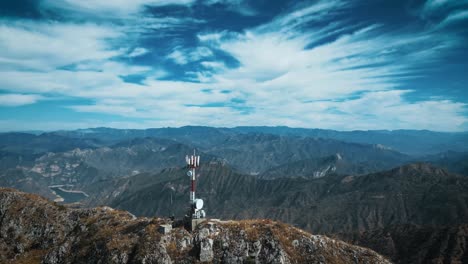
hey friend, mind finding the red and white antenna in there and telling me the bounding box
[186,150,205,219]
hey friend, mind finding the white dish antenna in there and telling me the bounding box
[194,199,204,210]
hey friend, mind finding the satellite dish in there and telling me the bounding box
[194,199,204,210]
[187,170,193,177]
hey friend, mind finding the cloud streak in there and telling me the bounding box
[0,20,122,71]
[40,0,196,17]
[0,94,43,107]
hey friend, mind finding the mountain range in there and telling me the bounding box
[0,126,467,263]
[47,126,468,155]
[87,162,468,234]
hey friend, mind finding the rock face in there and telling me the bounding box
[196,220,390,264]
[0,188,390,264]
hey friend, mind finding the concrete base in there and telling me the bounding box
[190,218,206,231]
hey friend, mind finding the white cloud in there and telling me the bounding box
[196,20,457,103]
[421,0,468,30]
[422,0,468,14]
[203,0,257,16]
[436,9,468,28]
[167,46,213,65]
[0,20,122,71]
[188,1,466,130]
[262,0,348,33]
[201,61,226,70]
[69,104,140,116]
[0,94,42,107]
[127,16,206,34]
[167,49,188,65]
[324,90,467,131]
[40,0,196,17]
[127,47,149,57]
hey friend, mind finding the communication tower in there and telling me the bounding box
[185,150,206,220]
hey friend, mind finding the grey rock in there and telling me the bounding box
[199,238,214,262]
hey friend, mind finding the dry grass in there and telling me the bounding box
[219,219,274,241]
[11,249,48,264]
[213,219,314,263]
[269,221,308,263]
[165,241,178,259]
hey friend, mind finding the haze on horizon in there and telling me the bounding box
[0,0,467,132]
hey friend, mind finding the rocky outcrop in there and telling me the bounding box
[0,188,390,264]
[194,220,390,264]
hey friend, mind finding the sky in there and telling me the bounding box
[0,0,467,132]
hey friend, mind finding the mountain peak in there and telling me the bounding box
[0,188,390,263]
[393,162,450,177]
[335,153,343,160]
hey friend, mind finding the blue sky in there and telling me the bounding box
[0,0,467,131]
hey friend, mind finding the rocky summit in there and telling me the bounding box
[0,188,390,264]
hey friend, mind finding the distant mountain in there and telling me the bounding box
[0,150,39,170]
[0,168,55,199]
[260,153,384,179]
[50,126,234,147]
[423,151,468,176]
[0,131,412,203]
[0,188,390,264]
[44,126,468,155]
[230,126,468,156]
[92,162,468,236]
[0,138,218,202]
[58,126,404,174]
[0,132,102,154]
[343,224,468,264]
[203,133,409,174]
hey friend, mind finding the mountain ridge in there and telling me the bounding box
[0,188,390,264]
[37,126,468,155]
[87,162,468,236]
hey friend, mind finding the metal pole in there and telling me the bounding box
[191,166,196,202]
[193,167,196,201]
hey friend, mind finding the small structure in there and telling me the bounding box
[158,224,172,235]
[184,151,206,231]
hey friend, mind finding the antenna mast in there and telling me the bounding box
[185,150,205,220]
